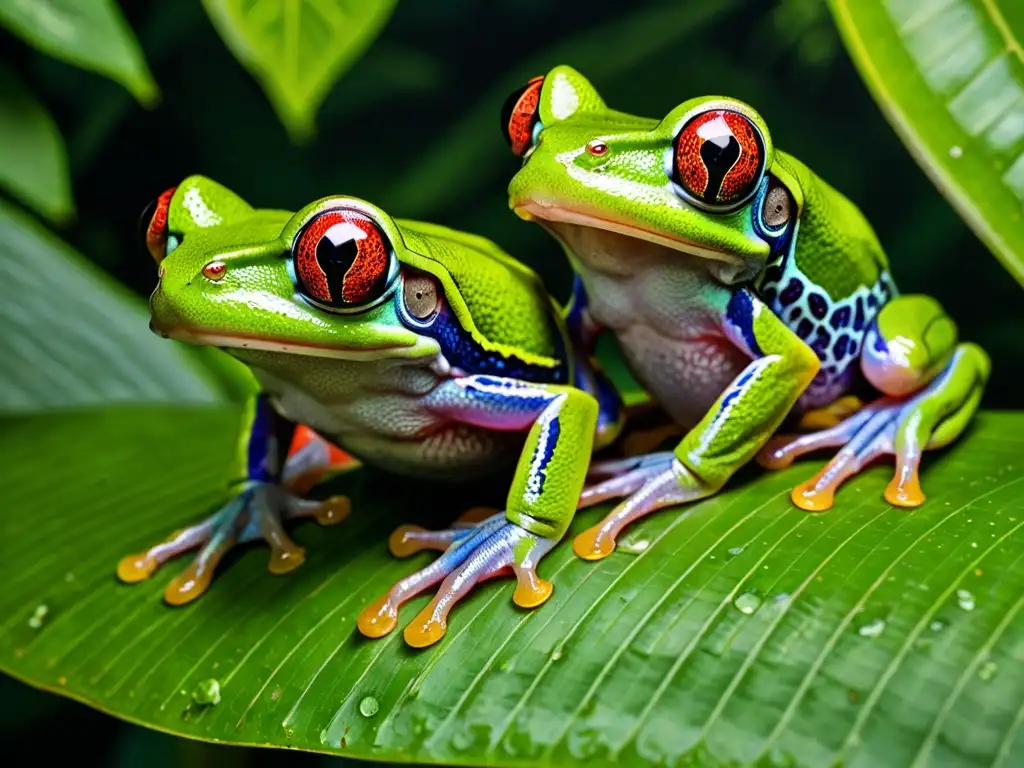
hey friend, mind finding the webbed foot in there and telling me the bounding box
[358,513,554,648]
[759,344,988,511]
[117,483,349,605]
[573,453,710,560]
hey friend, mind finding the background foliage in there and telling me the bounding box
[0,1,1021,767]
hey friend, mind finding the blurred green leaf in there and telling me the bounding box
[200,0,399,142]
[826,0,1024,287]
[385,0,738,219]
[0,197,252,414]
[0,65,74,223]
[0,0,159,106]
[2,399,1024,766]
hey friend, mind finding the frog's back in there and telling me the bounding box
[396,219,566,361]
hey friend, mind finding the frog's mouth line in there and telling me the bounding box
[150,322,420,361]
[513,201,744,267]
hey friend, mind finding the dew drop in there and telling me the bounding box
[858,618,886,638]
[191,679,221,706]
[727,546,744,557]
[956,588,976,611]
[28,604,48,629]
[551,647,563,661]
[929,619,946,632]
[949,145,963,158]
[978,660,998,681]
[734,593,762,615]
[452,730,474,751]
[618,538,650,554]
[359,696,379,717]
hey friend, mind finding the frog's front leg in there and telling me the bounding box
[573,289,820,560]
[357,376,597,648]
[116,394,350,605]
[758,295,990,510]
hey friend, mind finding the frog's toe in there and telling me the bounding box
[579,451,675,509]
[790,407,898,512]
[116,483,348,604]
[358,515,554,648]
[386,507,501,558]
[574,460,704,561]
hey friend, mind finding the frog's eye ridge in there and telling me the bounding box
[672,109,765,209]
[141,185,177,263]
[293,209,395,311]
[501,75,544,157]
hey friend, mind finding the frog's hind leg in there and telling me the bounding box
[760,295,990,511]
[282,425,358,495]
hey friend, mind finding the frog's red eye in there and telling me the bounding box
[501,75,544,157]
[292,209,395,310]
[671,109,765,209]
[140,186,177,263]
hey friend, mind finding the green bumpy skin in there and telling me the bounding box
[502,65,990,561]
[122,174,625,648]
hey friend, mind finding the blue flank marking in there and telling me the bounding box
[531,414,561,497]
[726,291,763,358]
[564,274,588,342]
[247,394,276,482]
[411,302,569,384]
[465,377,553,414]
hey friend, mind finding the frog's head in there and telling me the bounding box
[141,176,440,363]
[504,66,799,283]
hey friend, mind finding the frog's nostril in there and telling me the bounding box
[202,261,227,281]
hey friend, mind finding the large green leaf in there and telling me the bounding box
[826,0,1024,287]
[2,401,1023,767]
[200,0,399,142]
[0,0,159,106]
[0,198,250,414]
[0,65,74,224]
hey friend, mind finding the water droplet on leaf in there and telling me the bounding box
[978,661,997,681]
[191,679,220,706]
[28,604,48,629]
[734,593,761,615]
[858,618,886,638]
[359,696,379,717]
[956,589,975,611]
[727,546,744,557]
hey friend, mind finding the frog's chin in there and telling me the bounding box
[149,321,433,361]
[513,200,744,266]
[512,200,759,285]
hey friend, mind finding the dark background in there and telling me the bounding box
[2,0,1021,765]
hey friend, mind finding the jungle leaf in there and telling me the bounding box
[199,0,400,142]
[0,65,74,223]
[826,0,1024,287]
[0,198,251,414]
[0,0,159,106]
[2,401,1023,767]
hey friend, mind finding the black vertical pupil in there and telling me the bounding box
[138,198,157,250]
[315,232,360,293]
[699,133,741,203]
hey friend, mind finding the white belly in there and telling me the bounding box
[235,350,522,480]
[555,223,750,429]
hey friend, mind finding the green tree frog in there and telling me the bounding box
[501,66,991,560]
[123,175,624,647]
